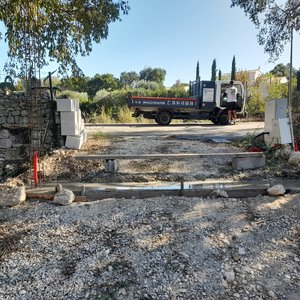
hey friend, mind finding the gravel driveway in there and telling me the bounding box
[0,193,299,300]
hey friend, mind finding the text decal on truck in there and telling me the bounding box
[131,97,198,108]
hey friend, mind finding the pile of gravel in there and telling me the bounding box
[0,194,299,299]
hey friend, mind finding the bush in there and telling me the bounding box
[60,90,89,103]
[247,87,265,117]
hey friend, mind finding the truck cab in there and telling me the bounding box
[189,79,246,124]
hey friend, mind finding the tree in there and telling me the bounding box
[247,86,265,116]
[86,73,120,98]
[139,67,166,84]
[218,69,222,81]
[211,59,217,82]
[60,76,89,92]
[231,0,300,60]
[231,55,236,80]
[120,71,139,87]
[270,63,297,79]
[196,61,200,80]
[236,70,250,84]
[0,0,130,76]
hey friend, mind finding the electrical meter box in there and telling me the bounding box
[264,99,288,132]
[264,99,292,145]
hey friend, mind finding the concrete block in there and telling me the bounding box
[81,117,85,131]
[61,122,80,136]
[105,159,119,173]
[232,155,265,170]
[75,100,80,111]
[56,99,77,112]
[82,129,87,143]
[60,111,78,124]
[65,134,84,149]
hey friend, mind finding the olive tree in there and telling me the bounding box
[0,0,130,76]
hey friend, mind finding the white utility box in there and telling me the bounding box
[264,99,288,132]
[266,118,292,145]
[264,99,292,146]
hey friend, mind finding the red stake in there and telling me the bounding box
[33,151,38,187]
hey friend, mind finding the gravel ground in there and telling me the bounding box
[17,134,300,184]
[0,193,299,300]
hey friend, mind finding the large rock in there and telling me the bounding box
[288,151,300,166]
[267,184,286,196]
[209,189,229,198]
[53,189,75,205]
[0,186,26,207]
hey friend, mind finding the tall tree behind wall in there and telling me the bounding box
[231,55,236,80]
[211,59,217,82]
[196,61,200,80]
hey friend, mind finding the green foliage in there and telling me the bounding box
[86,73,120,99]
[139,67,166,84]
[236,70,250,84]
[0,0,130,76]
[267,82,288,100]
[270,63,297,79]
[231,0,299,60]
[196,61,200,80]
[247,86,264,116]
[168,81,189,97]
[60,90,89,103]
[211,59,217,82]
[218,69,222,81]
[231,55,236,80]
[116,106,135,123]
[60,76,89,92]
[94,89,110,101]
[135,80,162,90]
[120,71,139,88]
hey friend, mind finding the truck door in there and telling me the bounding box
[200,81,215,110]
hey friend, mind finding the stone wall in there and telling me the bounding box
[0,90,62,181]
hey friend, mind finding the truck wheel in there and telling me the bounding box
[219,113,229,125]
[157,111,172,125]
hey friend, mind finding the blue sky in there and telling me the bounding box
[0,0,299,86]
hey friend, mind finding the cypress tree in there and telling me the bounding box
[196,61,200,80]
[231,55,236,80]
[218,69,222,80]
[211,59,217,82]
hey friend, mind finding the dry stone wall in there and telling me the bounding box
[0,90,62,181]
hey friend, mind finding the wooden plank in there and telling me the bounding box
[76,152,264,160]
[26,192,87,202]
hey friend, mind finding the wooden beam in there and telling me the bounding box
[26,192,87,202]
[76,152,264,160]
